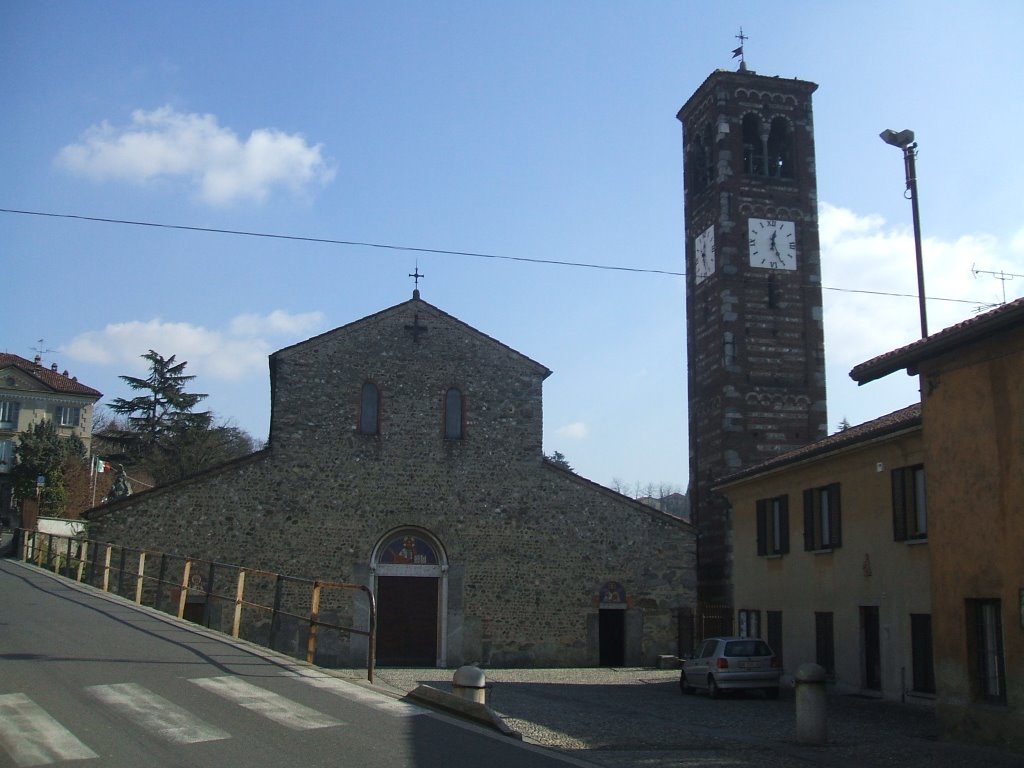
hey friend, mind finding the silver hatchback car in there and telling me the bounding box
[680,636,781,698]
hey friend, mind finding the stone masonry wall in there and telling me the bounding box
[88,297,696,667]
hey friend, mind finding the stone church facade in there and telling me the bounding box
[86,293,696,667]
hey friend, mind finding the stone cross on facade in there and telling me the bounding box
[405,312,428,342]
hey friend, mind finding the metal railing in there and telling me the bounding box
[15,528,377,682]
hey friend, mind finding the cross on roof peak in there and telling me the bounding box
[409,264,425,299]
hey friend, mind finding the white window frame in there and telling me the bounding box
[57,405,81,427]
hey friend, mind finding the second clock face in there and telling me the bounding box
[694,224,715,284]
[748,218,797,270]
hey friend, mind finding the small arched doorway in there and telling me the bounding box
[372,528,447,667]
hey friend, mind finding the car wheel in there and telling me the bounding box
[765,686,779,700]
[679,672,694,695]
[708,676,721,699]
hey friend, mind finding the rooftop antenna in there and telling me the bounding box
[733,27,748,71]
[30,338,56,359]
[971,264,1021,309]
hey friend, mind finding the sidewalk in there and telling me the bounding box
[369,666,1020,768]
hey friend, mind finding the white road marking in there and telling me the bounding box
[190,676,342,730]
[287,670,426,716]
[86,682,231,744]
[0,693,98,767]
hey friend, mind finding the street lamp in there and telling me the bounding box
[880,128,928,338]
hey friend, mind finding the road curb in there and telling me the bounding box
[405,684,523,740]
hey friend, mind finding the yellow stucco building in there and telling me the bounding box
[718,404,932,701]
[852,297,1023,751]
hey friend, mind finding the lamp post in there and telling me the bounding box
[880,128,928,338]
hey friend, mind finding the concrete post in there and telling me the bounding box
[452,665,487,705]
[794,662,827,745]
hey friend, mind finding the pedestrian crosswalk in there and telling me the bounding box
[0,694,98,766]
[0,673,424,766]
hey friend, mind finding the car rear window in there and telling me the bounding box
[724,640,772,657]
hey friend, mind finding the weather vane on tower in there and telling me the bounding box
[732,27,748,70]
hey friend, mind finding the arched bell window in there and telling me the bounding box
[767,117,792,178]
[742,113,765,176]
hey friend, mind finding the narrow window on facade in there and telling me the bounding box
[56,405,81,427]
[756,495,789,555]
[766,117,792,178]
[0,400,19,427]
[703,122,715,185]
[738,609,761,638]
[803,483,841,550]
[444,387,463,440]
[892,464,927,541]
[688,135,707,195]
[742,113,764,175]
[359,382,380,435]
[966,599,1006,704]
[0,439,15,469]
[766,610,783,663]
[910,613,936,694]
[815,611,835,679]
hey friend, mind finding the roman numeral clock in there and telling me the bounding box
[678,64,829,607]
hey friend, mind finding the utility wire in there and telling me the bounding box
[0,207,683,276]
[0,206,992,305]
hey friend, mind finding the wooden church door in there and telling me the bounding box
[377,575,438,665]
[373,530,446,667]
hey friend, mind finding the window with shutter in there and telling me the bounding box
[892,465,926,541]
[756,495,789,556]
[803,483,841,550]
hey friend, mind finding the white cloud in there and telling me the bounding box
[555,421,590,440]
[228,310,324,337]
[818,202,1020,431]
[61,310,327,381]
[56,107,335,205]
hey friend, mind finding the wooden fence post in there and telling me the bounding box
[135,552,147,604]
[102,545,113,592]
[77,541,88,582]
[232,570,246,638]
[178,560,192,619]
[306,582,322,664]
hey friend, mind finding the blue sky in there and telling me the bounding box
[3,1,1022,492]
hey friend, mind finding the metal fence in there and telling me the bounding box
[15,528,377,682]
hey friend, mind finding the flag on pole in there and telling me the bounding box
[93,456,110,475]
[732,45,743,59]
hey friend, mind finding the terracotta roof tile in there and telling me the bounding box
[851,297,1024,384]
[0,352,102,397]
[716,403,922,487]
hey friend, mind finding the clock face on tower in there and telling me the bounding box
[748,218,797,270]
[694,224,715,284]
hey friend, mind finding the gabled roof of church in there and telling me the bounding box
[850,297,1024,385]
[272,293,552,377]
[0,352,102,397]
[715,403,922,488]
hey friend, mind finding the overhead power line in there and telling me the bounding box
[0,207,682,277]
[0,207,991,306]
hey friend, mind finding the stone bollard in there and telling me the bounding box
[452,665,487,705]
[794,662,827,745]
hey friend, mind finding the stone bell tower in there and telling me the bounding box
[678,59,828,607]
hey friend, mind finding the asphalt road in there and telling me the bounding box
[0,559,583,768]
